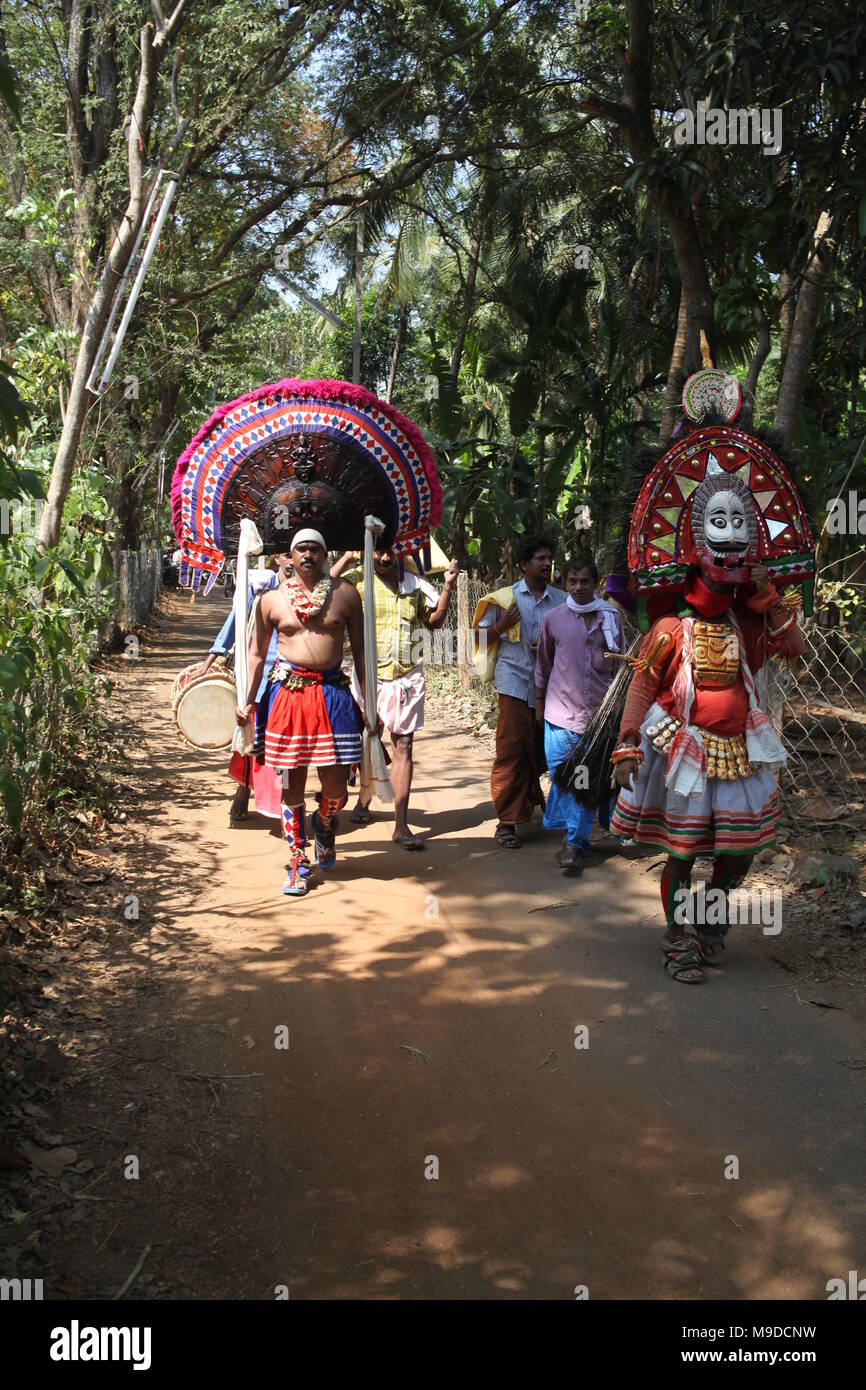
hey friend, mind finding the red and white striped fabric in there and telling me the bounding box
[610,741,780,858]
[263,665,362,772]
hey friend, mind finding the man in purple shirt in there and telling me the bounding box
[535,555,625,868]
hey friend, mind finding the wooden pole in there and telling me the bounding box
[457,570,470,686]
[353,206,365,385]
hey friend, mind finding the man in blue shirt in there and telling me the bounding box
[474,535,566,848]
[193,563,281,822]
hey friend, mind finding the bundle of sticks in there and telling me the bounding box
[551,631,672,806]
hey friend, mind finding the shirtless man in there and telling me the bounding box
[237,530,373,898]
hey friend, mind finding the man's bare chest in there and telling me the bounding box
[270,589,346,636]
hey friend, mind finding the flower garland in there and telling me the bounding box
[283,574,333,622]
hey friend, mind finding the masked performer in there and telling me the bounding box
[608,368,814,984]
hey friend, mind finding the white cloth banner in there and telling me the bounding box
[231,518,263,757]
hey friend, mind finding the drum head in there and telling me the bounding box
[174,674,237,749]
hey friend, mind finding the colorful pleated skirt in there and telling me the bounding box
[610,736,779,859]
[263,664,363,771]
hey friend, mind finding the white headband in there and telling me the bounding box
[290,528,327,551]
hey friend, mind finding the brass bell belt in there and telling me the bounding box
[281,672,320,690]
[644,713,756,780]
[270,664,350,692]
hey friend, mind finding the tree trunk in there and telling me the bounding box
[774,209,835,450]
[500,445,517,580]
[660,201,716,373]
[537,384,546,530]
[38,10,187,551]
[38,239,140,550]
[618,0,716,381]
[658,291,688,449]
[741,303,771,427]
[113,443,143,554]
[449,206,482,385]
[449,504,469,573]
[385,300,409,403]
[778,270,795,374]
[627,256,649,419]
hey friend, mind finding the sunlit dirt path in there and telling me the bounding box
[45,589,866,1299]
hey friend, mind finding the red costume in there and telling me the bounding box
[611,574,805,859]
[608,368,815,982]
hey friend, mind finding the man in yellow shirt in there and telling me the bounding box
[332,548,459,848]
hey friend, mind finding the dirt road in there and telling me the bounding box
[31,590,866,1299]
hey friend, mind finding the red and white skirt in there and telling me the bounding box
[263,664,363,772]
[610,736,779,859]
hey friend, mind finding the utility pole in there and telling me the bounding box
[353,206,365,385]
[538,384,546,530]
[457,570,470,686]
[155,452,165,545]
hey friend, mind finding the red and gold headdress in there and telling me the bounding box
[628,368,815,631]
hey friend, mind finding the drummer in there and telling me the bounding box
[238,531,374,898]
[193,559,282,824]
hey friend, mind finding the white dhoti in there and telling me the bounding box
[351,663,426,737]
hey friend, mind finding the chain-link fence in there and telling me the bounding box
[774,609,866,811]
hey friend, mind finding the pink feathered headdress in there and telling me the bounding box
[171,378,442,592]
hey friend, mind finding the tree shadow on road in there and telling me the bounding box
[10,593,861,1303]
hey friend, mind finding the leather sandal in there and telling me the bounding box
[494,823,521,849]
[660,934,706,984]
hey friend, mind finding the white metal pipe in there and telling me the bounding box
[97,173,179,395]
[85,170,165,395]
[277,274,344,328]
[352,206,364,384]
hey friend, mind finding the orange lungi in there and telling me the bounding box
[490,694,545,825]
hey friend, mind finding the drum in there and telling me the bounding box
[171,664,238,750]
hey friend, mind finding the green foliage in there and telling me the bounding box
[0,360,114,879]
[0,362,30,470]
[0,529,113,851]
[1,0,865,586]
[0,47,19,121]
[325,291,404,392]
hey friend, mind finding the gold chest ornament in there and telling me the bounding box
[691,621,740,688]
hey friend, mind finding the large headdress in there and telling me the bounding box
[170,378,442,592]
[628,369,815,631]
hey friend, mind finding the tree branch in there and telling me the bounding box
[152,0,188,48]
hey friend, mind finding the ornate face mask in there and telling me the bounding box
[690,475,760,584]
[705,492,747,549]
[171,379,442,594]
